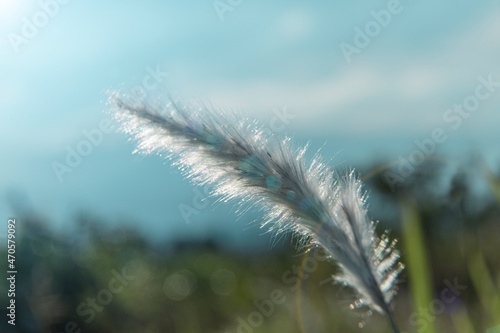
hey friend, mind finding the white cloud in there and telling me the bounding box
[194,9,500,134]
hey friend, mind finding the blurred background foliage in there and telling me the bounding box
[1,155,500,333]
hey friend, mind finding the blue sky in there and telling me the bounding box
[1,0,499,246]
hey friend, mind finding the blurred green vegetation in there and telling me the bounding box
[1,156,500,333]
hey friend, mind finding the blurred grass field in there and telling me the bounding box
[1,156,500,333]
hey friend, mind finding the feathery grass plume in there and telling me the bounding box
[110,93,405,332]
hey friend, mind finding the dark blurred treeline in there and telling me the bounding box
[1,156,499,333]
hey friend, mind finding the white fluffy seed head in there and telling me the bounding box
[110,93,404,315]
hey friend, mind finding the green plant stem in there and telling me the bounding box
[387,311,400,333]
